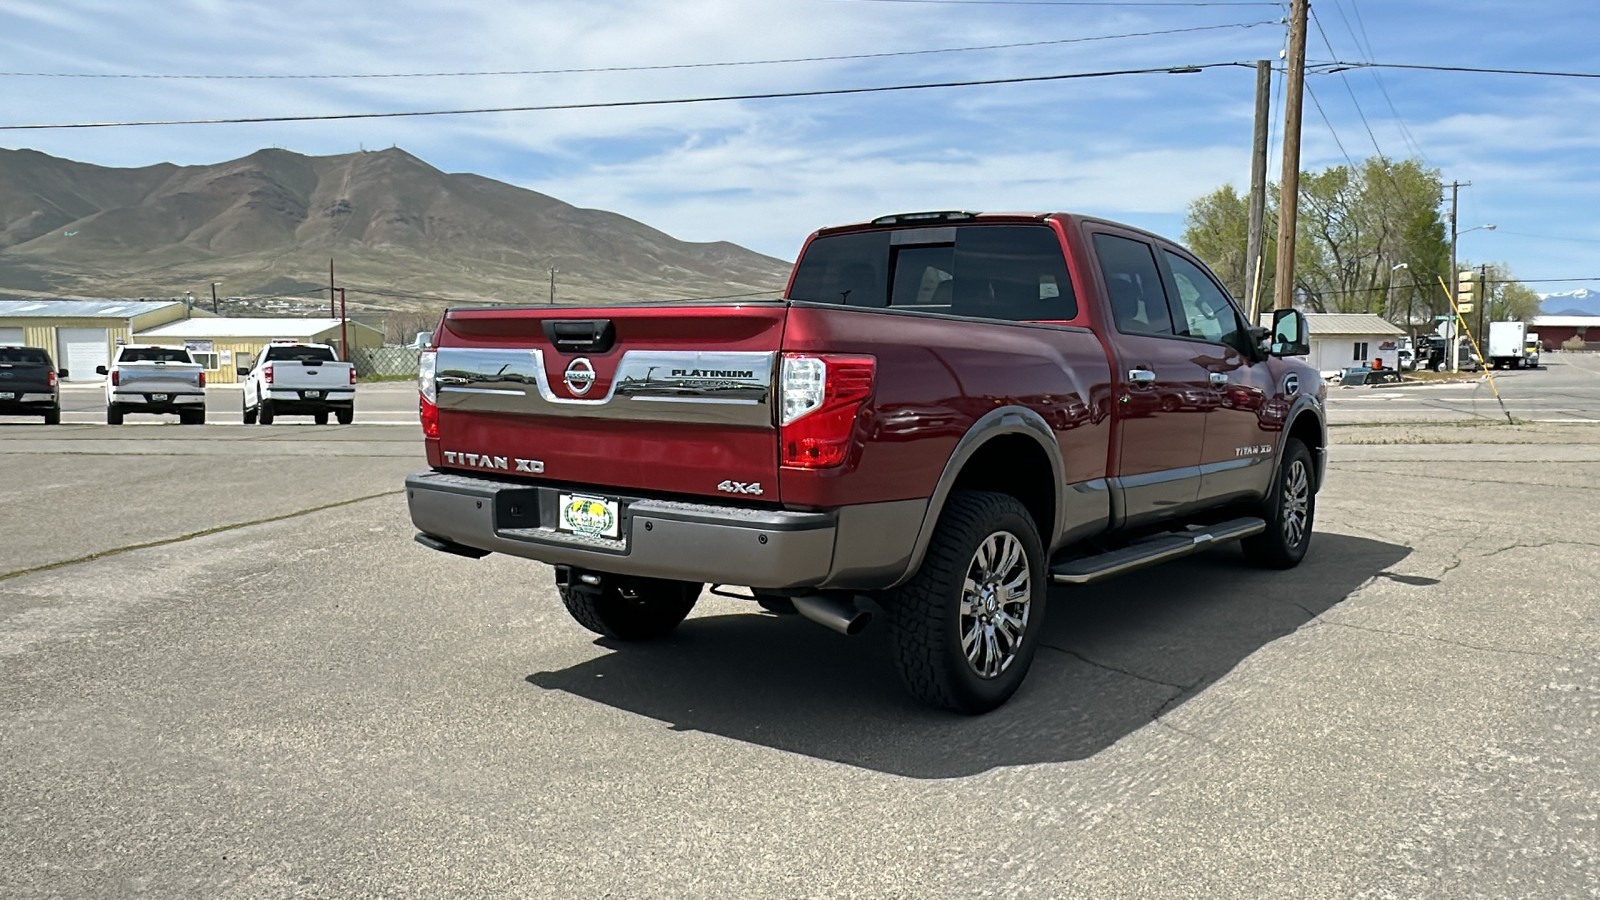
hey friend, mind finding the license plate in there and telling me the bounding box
[305,390,321,399]
[151,393,168,402]
[0,392,13,400]
[557,494,620,539]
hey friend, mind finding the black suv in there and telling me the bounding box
[0,346,65,424]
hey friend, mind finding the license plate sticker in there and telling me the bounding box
[151,393,168,402]
[0,392,13,400]
[305,390,321,399]
[557,494,620,539]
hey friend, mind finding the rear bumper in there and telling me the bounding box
[264,389,355,413]
[406,470,923,590]
[110,391,204,411]
[0,392,57,411]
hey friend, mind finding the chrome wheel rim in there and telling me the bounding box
[959,531,1032,679]
[1282,459,1310,547]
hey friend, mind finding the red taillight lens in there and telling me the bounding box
[111,370,120,386]
[47,371,57,388]
[263,364,273,385]
[349,367,358,385]
[420,393,439,439]
[779,353,875,469]
[198,372,206,388]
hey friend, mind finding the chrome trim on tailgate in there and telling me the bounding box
[435,347,774,426]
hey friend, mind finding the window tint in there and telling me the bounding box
[1093,233,1174,337]
[951,226,1076,321]
[1163,251,1250,352]
[0,347,50,365]
[787,231,890,307]
[265,345,337,362]
[792,225,1076,322]
[120,347,191,363]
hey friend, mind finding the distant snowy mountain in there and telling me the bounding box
[1538,288,1600,316]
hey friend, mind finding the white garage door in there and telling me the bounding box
[0,327,23,346]
[57,328,110,382]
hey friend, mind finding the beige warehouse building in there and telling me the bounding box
[132,317,385,384]
[0,299,211,381]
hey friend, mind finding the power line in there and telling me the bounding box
[1302,80,1358,170]
[1316,61,1600,79]
[1309,10,1389,168]
[827,0,1281,6]
[1329,0,1427,163]
[0,61,1251,131]
[0,22,1281,80]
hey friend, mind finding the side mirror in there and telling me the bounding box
[1269,309,1310,357]
[236,366,251,377]
[58,368,69,378]
[95,365,108,375]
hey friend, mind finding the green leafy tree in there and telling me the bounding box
[1181,185,1254,302]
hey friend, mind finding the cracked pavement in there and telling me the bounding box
[2,422,1598,898]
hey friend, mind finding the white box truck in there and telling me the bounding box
[1488,321,1540,369]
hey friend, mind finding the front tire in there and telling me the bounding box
[559,574,701,641]
[242,397,257,425]
[887,490,1046,715]
[1241,438,1316,569]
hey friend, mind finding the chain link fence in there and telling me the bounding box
[356,346,421,378]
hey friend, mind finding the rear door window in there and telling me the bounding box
[1092,233,1177,337]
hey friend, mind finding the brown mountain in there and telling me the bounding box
[0,146,792,310]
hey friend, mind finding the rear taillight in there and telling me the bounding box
[47,371,57,388]
[198,372,206,388]
[349,367,358,385]
[111,371,120,386]
[779,353,875,469]
[263,364,273,385]
[419,351,439,439]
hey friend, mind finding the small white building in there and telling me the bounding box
[1261,312,1406,376]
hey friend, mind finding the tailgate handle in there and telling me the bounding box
[542,319,616,354]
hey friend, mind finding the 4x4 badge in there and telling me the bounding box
[564,357,596,395]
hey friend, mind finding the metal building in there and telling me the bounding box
[0,300,210,381]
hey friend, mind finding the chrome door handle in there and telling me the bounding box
[1128,369,1157,385]
[1208,372,1230,386]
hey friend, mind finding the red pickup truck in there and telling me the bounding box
[407,211,1325,713]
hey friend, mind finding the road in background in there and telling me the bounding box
[33,380,423,427]
[1327,351,1600,424]
[1,416,1596,897]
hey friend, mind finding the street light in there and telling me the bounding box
[1448,224,1496,372]
[1389,263,1409,345]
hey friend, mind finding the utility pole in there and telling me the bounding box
[548,266,558,305]
[1478,263,1489,351]
[210,282,220,314]
[1272,0,1309,313]
[1245,58,1272,321]
[329,258,336,318]
[1446,180,1468,373]
[337,287,350,364]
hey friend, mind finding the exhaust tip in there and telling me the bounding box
[792,594,871,636]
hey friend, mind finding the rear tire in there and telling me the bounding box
[335,407,353,425]
[1241,438,1316,569]
[43,407,60,425]
[887,490,1046,715]
[559,574,701,641]
[106,404,123,425]
[181,409,205,425]
[258,400,275,425]
[313,411,329,425]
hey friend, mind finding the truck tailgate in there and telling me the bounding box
[269,361,353,390]
[431,304,785,502]
[115,364,203,393]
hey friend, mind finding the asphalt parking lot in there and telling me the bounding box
[2,375,1598,897]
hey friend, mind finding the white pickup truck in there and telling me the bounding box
[96,345,207,425]
[238,341,356,425]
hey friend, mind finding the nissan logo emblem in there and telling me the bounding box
[564,357,596,395]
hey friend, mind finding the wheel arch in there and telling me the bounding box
[892,406,1065,587]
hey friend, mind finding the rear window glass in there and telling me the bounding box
[0,347,50,365]
[119,347,192,363]
[789,225,1076,321]
[265,345,337,362]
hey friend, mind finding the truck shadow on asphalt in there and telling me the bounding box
[525,532,1413,778]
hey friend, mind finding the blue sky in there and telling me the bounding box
[3,0,1599,298]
